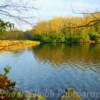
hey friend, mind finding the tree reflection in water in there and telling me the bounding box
[32,44,100,68]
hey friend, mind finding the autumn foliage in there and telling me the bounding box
[31,12,100,43]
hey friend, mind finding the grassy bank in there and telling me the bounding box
[32,34,100,44]
[0,40,40,51]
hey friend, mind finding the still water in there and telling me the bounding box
[0,44,100,100]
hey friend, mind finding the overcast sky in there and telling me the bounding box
[1,0,100,30]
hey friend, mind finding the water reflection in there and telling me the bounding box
[32,44,100,66]
[0,44,100,100]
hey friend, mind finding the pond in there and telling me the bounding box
[0,44,100,100]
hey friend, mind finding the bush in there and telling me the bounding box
[89,33,97,41]
[65,34,81,43]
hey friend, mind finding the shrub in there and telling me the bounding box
[89,33,97,41]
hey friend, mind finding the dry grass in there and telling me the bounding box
[0,40,40,51]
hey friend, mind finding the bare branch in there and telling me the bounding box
[66,19,100,29]
[0,0,36,25]
[65,9,100,28]
[0,9,33,25]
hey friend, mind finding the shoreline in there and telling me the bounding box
[0,40,40,51]
[0,40,98,51]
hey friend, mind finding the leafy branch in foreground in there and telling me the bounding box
[3,65,11,76]
[0,66,46,100]
[0,65,15,89]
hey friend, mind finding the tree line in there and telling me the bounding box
[31,12,100,43]
[0,19,32,40]
[0,12,100,43]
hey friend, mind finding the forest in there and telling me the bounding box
[0,12,100,44]
[31,13,100,43]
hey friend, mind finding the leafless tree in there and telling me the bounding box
[0,0,37,25]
